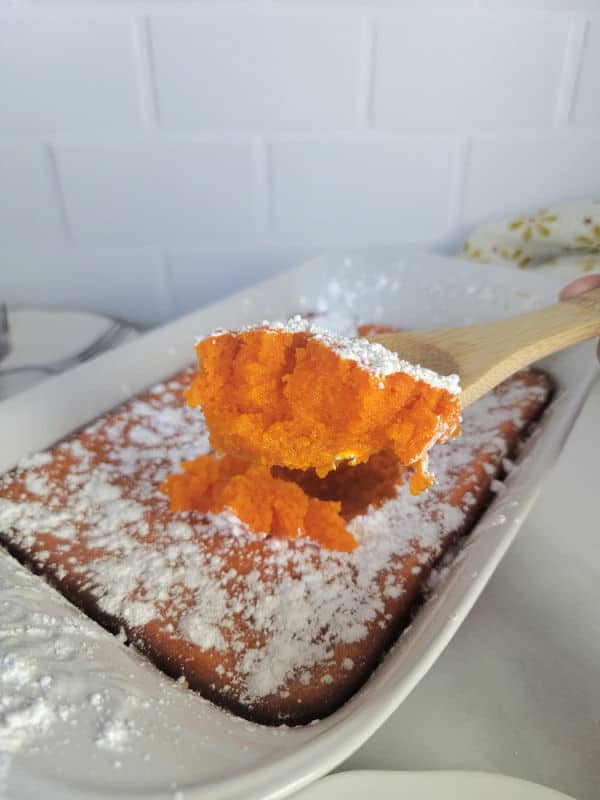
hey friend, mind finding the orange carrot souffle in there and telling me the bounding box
[161,317,461,550]
[191,317,459,482]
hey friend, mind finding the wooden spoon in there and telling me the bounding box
[367,288,600,407]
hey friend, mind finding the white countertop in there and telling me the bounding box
[343,377,600,800]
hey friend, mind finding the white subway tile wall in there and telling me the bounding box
[55,140,258,243]
[270,137,459,241]
[573,21,600,125]
[168,244,316,317]
[150,16,362,130]
[463,134,600,225]
[1,249,165,326]
[0,15,142,132]
[0,144,63,246]
[0,4,598,326]
[372,15,568,127]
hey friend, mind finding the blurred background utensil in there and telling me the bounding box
[0,304,10,364]
[0,320,128,376]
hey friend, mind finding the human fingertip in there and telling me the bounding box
[560,273,600,301]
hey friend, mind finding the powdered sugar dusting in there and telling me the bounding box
[0,337,549,715]
[179,613,227,652]
[0,564,145,758]
[205,316,460,394]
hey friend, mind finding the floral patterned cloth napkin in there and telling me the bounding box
[460,200,600,280]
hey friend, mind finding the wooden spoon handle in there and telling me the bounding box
[421,287,600,407]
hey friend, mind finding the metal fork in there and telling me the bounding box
[0,305,10,363]
[0,321,129,376]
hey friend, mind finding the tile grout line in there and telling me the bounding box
[132,15,161,129]
[554,14,588,128]
[6,125,600,149]
[45,144,72,245]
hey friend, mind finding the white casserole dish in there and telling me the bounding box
[0,248,597,800]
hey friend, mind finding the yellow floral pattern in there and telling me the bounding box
[578,256,600,273]
[498,248,532,269]
[507,208,559,241]
[460,201,600,279]
[575,224,600,250]
[461,241,483,261]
